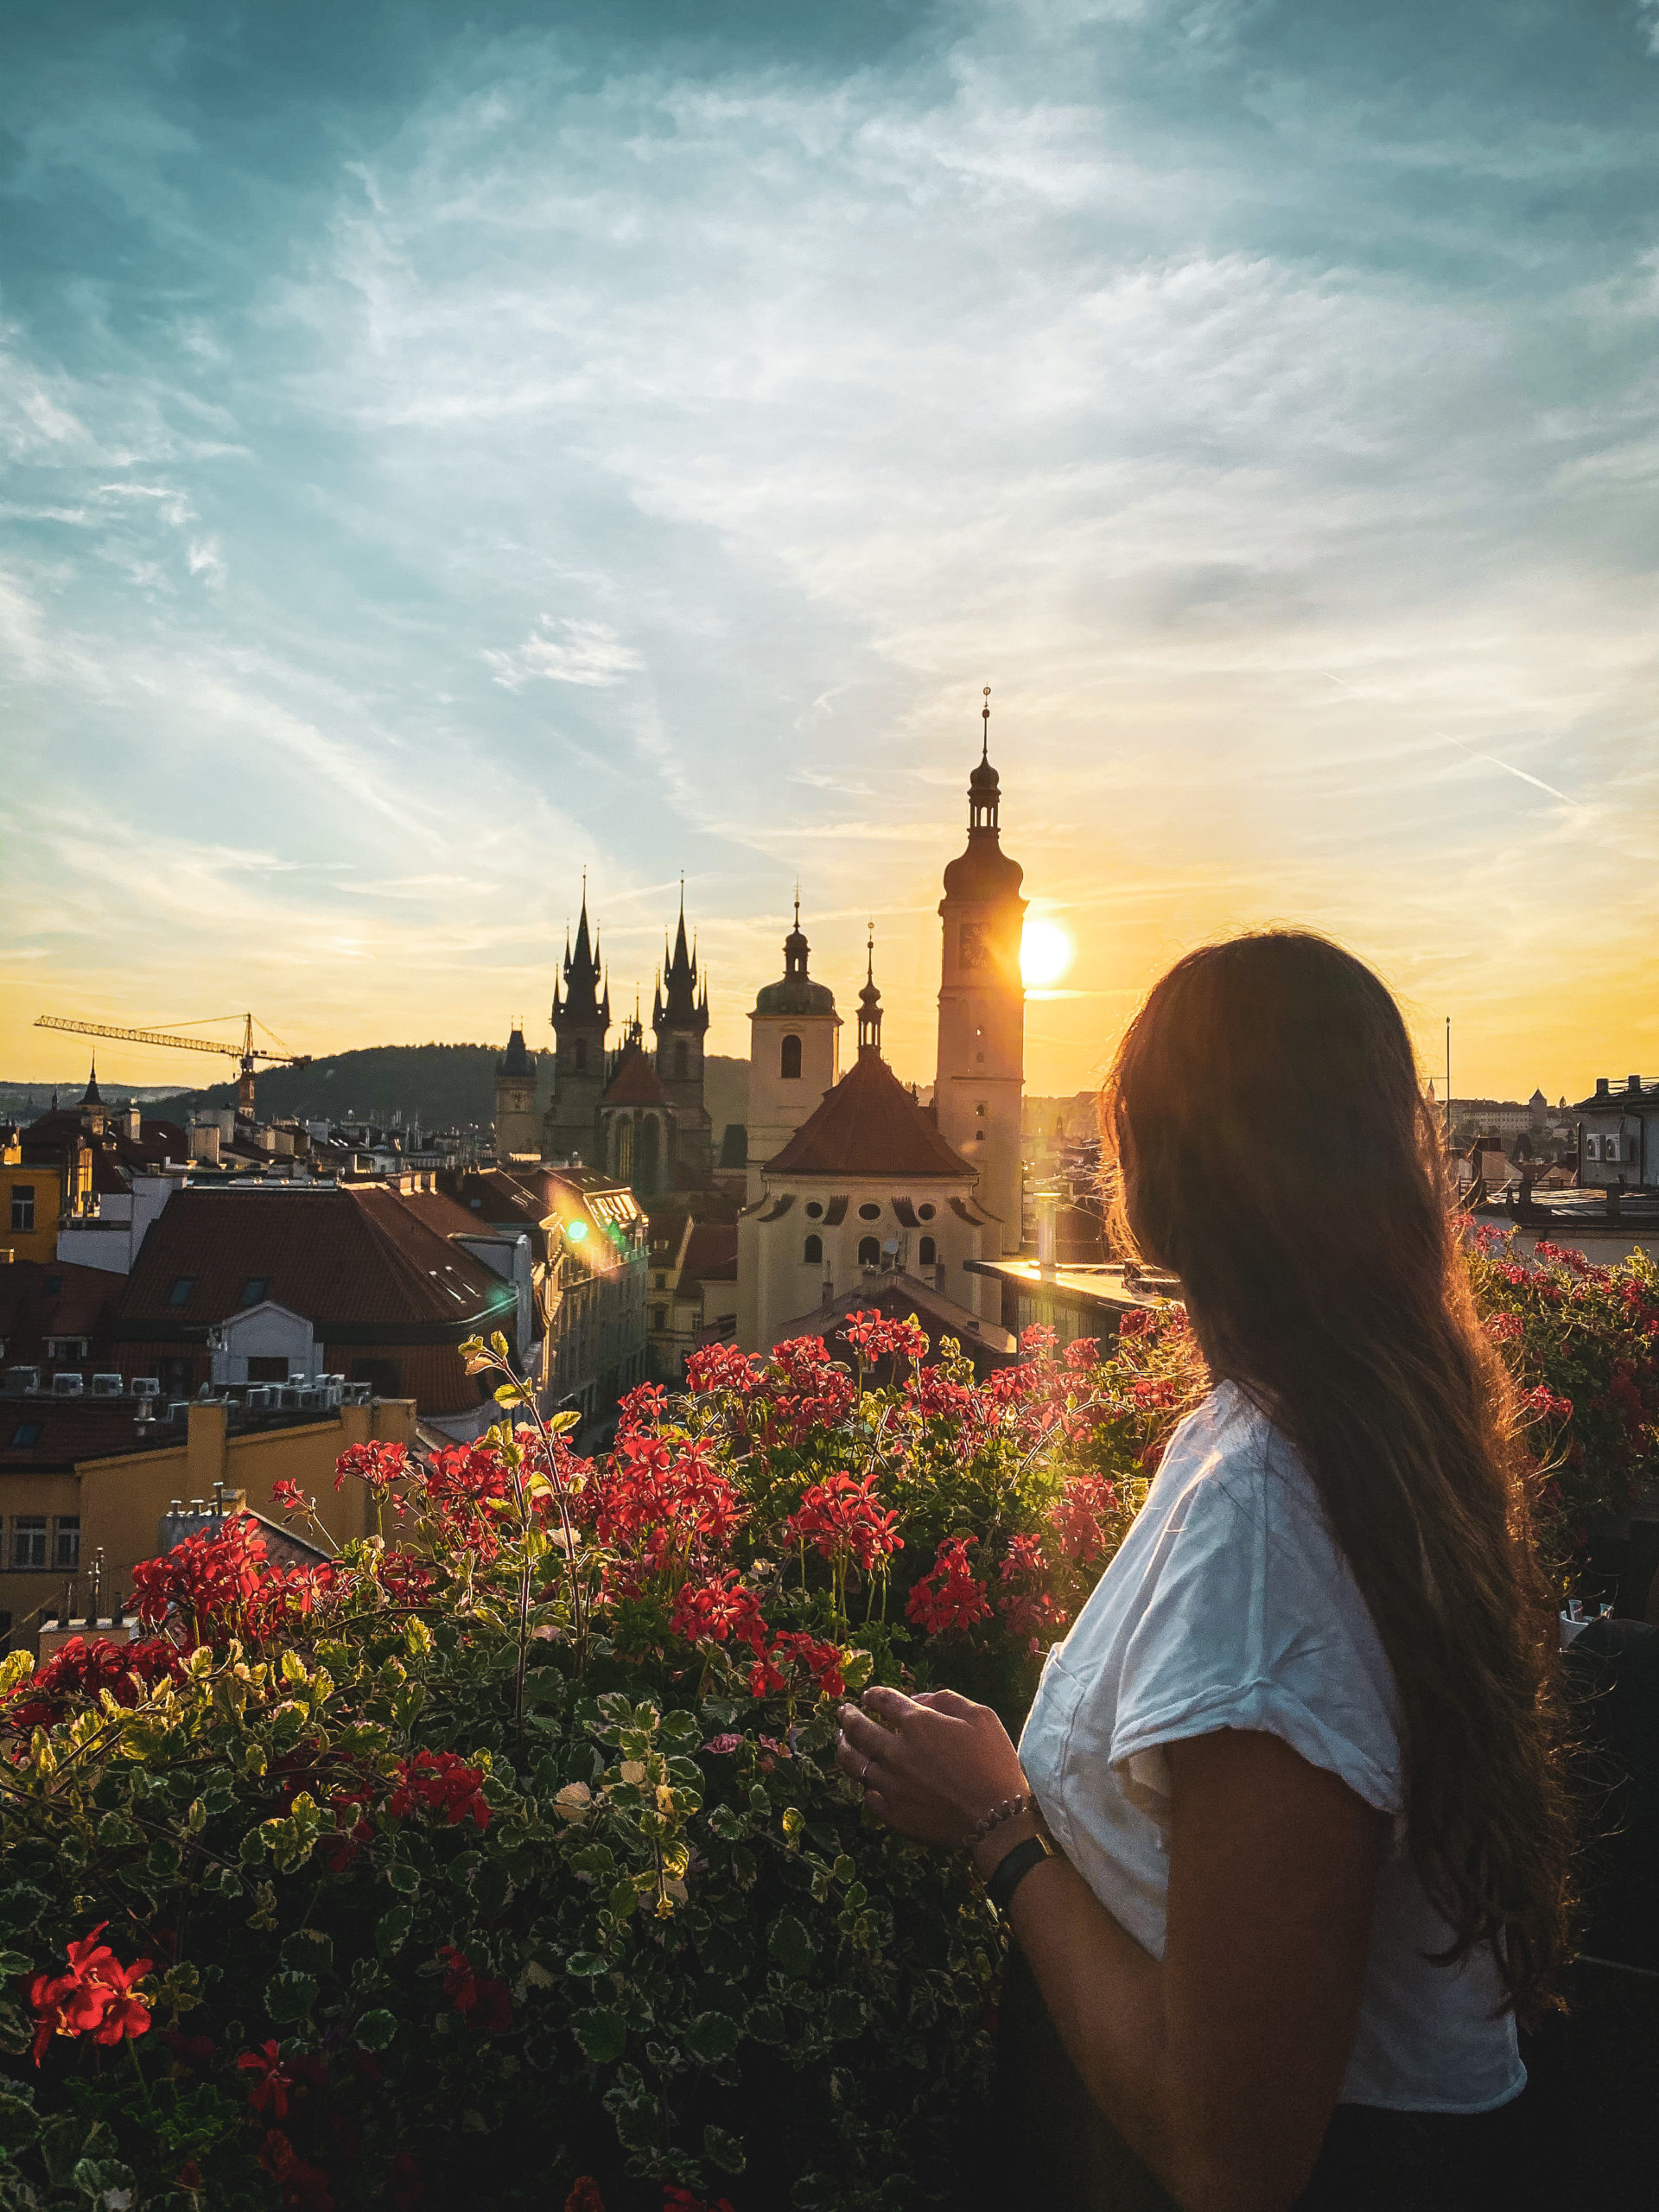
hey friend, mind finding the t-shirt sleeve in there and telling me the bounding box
[1108,1455,1404,1831]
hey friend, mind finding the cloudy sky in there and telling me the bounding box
[3,0,1655,1103]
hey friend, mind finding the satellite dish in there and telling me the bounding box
[881,1237,899,1256]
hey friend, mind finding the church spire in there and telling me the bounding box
[857,921,884,1057]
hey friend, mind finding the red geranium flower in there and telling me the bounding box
[238,2039,297,2119]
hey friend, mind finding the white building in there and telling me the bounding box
[744,899,842,1205]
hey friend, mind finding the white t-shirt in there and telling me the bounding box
[1019,1380,1523,2113]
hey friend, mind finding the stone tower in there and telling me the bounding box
[493,1027,538,1164]
[933,693,1026,1257]
[543,888,609,1166]
[652,887,712,1183]
[745,895,841,1203]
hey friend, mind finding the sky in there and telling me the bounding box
[3,0,1656,1105]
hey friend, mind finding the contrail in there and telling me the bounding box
[1321,673,1579,806]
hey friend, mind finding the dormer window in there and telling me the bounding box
[166,1275,196,1308]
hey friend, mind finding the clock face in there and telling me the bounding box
[958,921,988,971]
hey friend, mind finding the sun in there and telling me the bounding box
[1020,917,1073,989]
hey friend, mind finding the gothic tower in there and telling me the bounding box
[934,692,1026,1257]
[493,1027,538,1164]
[745,894,841,1203]
[543,887,609,1166]
[652,887,713,1183]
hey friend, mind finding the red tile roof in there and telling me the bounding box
[0,1259,120,1350]
[1,1398,155,1471]
[764,1052,976,1180]
[681,1223,738,1283]
[601,1044,670,1108]
[111,1185,516,1338]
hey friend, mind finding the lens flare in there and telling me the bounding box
[1020,918,1072,989]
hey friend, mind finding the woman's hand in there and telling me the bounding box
[835,1685,1029,1850]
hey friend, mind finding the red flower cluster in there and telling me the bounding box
[582,1433,746,1584]
[746,1335,858,1451]
[439,1943,512,2033]
[839,1309,928,1368]
[616,1379,670,1434]
[131,1513,337,1647]
[998,1532,1062,1647]
[1523,1384,1574,1426]
[670,1568,768,1654]
[260,2125,334,2212]
[764,1630,846,1700]
[564,2183,607,2212]
[904,1364,978,1422]
[1484,1312,1524,1344]
[238,2038,297,2118]
[270,1478,309,1512]
[785,1471,902,1576]
[334,1440,410,1493]
[684,1343,761,1395]
[1020,1324,1058,1356]
[1050,1472,1121,1572]
[905,1538,991,1637]
[664,2188,737,2212]
[28,1923,153,2065]
[2,1633,181,1732]
[391,1750,490,1833]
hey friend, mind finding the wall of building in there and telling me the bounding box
[746,1014,839,1204]
[1,1397,416,1649]
[934,905,1024,1260]
[738,1177,984,1351]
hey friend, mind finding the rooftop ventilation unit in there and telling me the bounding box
[4,1366,40,1395]
[91,1374,124,1396]
[52,1372,85,1397]
[342,1381,372,1405]
[165,1401,191,1424]
[131,1377,161,1400]
[245,1385,272,1412]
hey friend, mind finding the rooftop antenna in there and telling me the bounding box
[793,879,801,928]
[982,684,991,761]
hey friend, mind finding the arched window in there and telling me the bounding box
[575,1038,588,1073]
[804,1234,823,1264]
[918,1236,936,1267]
[636,1115,660,1192]
[674,1040,689,1081]
[857,1236,880,1268]
[780,1033,802,1080]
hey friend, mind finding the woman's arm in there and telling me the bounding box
[836,1689,1384,2212]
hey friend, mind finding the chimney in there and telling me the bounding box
[1628,1076,1642,1093]
[1595,1078,1609,1096]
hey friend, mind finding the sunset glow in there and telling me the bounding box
[1020,918,1073,991]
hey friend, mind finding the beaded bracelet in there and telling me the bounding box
[964,1792,1032,1848]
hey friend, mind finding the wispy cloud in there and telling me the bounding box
[481,616,641,690]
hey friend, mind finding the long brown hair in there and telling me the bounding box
[1103,930,1573,2022]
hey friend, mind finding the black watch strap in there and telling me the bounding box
[986,1831,1056,1916]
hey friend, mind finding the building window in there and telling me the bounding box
[352,1358,402,1397]
[166,1275,197,1308]
[780,1033,803,1080]
[10,1516,47,1569]
[918,1236,936,1267]
[10,1186,35,1232]
[674,1040,689,1081]
[654,1273,667,1290]
[804,1200,823,1219]
[10,1421,42,1448]
[238,1277,270,1307]
[652,1306,667,1332]
[575,1038,588,1073]
[54,1517,79,1572]
[44,1274,62,1296]
[857,1236,880,1268]
[858,1202,881,1221]
[917,1203,935,1222]
[247,1357,289,1383]
[976,1101,987,1116]
[804,1234,823,1264]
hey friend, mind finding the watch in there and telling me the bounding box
[985,1831,1057,1916]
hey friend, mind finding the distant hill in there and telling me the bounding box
[0,1045,754,1140]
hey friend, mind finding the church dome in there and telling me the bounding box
[969,753,999,791]
[753,972,837,1018]
[942,836,1024,900]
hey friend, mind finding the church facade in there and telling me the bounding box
[736,713,1028,1351]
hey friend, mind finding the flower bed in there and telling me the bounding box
[0,1316,1197,2211]
[2,1244,1650,2209]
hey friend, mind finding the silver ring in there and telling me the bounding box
[860,1754,873,1784]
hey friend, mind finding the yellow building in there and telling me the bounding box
[1,1393,416,1651]
[0,1117,92,1268]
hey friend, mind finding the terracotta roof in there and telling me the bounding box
[22,1109,189,1173]
[111,1186,516,1338]
[681,1223,738,1283]
[0,1259,120,1348]
[768,1268,1016,1376]
[601,1044,671,1109]
[764,1052,976,1181]
[1,1399,155,1471]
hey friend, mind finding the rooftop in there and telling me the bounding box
[765,1049,976,1181]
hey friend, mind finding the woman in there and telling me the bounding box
[836,932,1574,2211]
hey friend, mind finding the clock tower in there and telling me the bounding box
[933,692,1026,1257]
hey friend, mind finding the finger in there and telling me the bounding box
[833,1729,874,1781]
[863,1787,891,1825]
[912,1688,982,1719]
[860,1684,925,1727]
[836,1707,891,1764]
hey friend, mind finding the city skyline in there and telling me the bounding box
[3,1,1656,1103]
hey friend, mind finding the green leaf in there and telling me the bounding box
[767,1913,814,1980]
[385,1861,421,1895]
[355,2009,397,2051]
[521,1670,565,1708]
[282,1929,334,1974]
[264,1970,317,2024]
[565,1951,609,1979]
[96,1812,142,1851]
[376,1904,414,1959]
[703,2123,747,2175]
[570,2005,626,2063]
[682,2010,741,2065]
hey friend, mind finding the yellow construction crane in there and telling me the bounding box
[35,1012,310,1119]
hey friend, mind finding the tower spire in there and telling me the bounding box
[982,684,990,762]
[857,919,883,1057]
